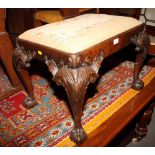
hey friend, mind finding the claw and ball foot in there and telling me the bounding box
[23,96,37,109]
[70,127,87,145]
[131,79,144,90]
[130,28,150,91]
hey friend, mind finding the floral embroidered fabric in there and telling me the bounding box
[19,14,142,53]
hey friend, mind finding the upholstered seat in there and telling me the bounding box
[19,14,142,54]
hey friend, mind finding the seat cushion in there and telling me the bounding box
[19,14,142,54]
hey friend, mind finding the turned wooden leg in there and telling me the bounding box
[132,100,155,143]
[12,44,37,108]
[130,28,150,90]
[45,53,104,144]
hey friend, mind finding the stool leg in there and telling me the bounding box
[12,46,37,108]
[45,53,104,145]
[132,100,155,143]
[131,28,150,90]
[132,50,147,90]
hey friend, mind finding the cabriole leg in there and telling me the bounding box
[132,49,147,90]
[131,28,150,90]
[45,53,104,144]
[12,45,37,108]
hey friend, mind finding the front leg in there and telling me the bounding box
[45,52,104,145]
[12,44,37,108]
[130,28,150,90]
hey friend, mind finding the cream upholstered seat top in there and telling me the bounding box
[19,14,142,54]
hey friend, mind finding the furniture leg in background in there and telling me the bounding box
[132,98,155,143]
[107,97,155,147]
[0,32,21,88]
[0,8,22,100]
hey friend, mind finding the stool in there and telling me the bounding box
[13,14,150,145]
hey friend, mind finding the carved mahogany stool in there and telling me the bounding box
[13,14,150,145]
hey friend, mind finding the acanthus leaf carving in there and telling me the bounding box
[44,55,58,76]
[13,42,36,71]
[68,55,82,68]
[91,51,104,74]
[44,50,104,144]
[130,27,150,53]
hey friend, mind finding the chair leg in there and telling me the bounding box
[0,32,21,88]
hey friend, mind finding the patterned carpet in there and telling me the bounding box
[0,61,155,147]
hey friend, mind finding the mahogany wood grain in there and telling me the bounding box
[59,8,79,19]
[149,44,155,56]
[148,37,155,67]
[146,25,155,36]
[0,9,5,32]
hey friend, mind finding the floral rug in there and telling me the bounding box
[0,61,155,147]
